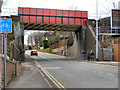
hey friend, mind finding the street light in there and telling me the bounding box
[96,0,99,61]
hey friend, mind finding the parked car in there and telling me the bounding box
[31,50,38,56]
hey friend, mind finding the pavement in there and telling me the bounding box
[7,54,51,88]
[66,57,120,67]
[7,51,119,89]
[92,61,120,67]
[29,51,118,88]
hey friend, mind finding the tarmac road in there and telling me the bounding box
[26,50,118,88]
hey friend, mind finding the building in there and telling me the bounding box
[118,1,120,9]
[113,37,120,62]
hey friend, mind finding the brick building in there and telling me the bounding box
[113,37,120,62]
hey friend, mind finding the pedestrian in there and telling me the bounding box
[82,50,86,60]
[87,51,90,61]
[90,51,94,61]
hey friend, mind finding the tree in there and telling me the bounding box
[33,32,44,46]
[27,32,44,47]
[43,40,49,49]
[27,34,33,46]
[99,0,118,17]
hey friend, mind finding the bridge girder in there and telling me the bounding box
[23,23,81,32]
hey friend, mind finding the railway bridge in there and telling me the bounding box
[12,7,88,60]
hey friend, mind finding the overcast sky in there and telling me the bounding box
[1,0,120,45]
[1,0,120,19]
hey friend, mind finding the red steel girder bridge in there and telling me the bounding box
[18,7,88,31]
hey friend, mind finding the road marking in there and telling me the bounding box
[45,67,62,70]
[94,70,116,77]
[107,73,116,77]
[34,60,61,88]
[34,60,65,90]
[36,66,53,88]
[100,72,103,74]
[83,61,118,67]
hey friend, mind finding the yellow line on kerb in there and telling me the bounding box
[34,60,66,90]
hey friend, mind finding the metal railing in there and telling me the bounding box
[10,43,21,61]
[94,26,120,35]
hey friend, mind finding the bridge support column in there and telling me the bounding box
[66,26,86,60]
[12,16,25,61]
[75,26,86,60]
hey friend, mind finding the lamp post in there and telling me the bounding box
[96,0,99,61]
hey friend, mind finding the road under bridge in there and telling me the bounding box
[11,7,89,60]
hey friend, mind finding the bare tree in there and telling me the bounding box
[100,0,117,16]
[27,34,33,46]
[32,32,44,46]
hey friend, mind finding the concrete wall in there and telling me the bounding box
[85,26,96,58]
[118,1,120,9]
[85,26,103,60]
[66,26,85,60]
[66,25,103,60]
[11,16,25,61]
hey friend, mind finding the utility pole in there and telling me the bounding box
[96,0,99,61]
[38,38,39,50]
[4,33,7,89]
[0,0,3,89]
[64,32,66,56]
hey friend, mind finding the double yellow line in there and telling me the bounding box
[34,60,66,90]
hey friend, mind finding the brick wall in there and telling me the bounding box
[1,60,15,86]
[113,37,120,62]
[0,57,2,89]
[0,57,23,88]
[51,39,68,49]
[52,46,66,53]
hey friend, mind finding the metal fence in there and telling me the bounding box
[10,43,21,61]
[103,46,113,61]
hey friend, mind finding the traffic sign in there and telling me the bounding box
[0,19,12,33]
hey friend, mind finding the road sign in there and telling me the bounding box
[111,9,120,33]
[0,18,12,89]
[0,19,12,33]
